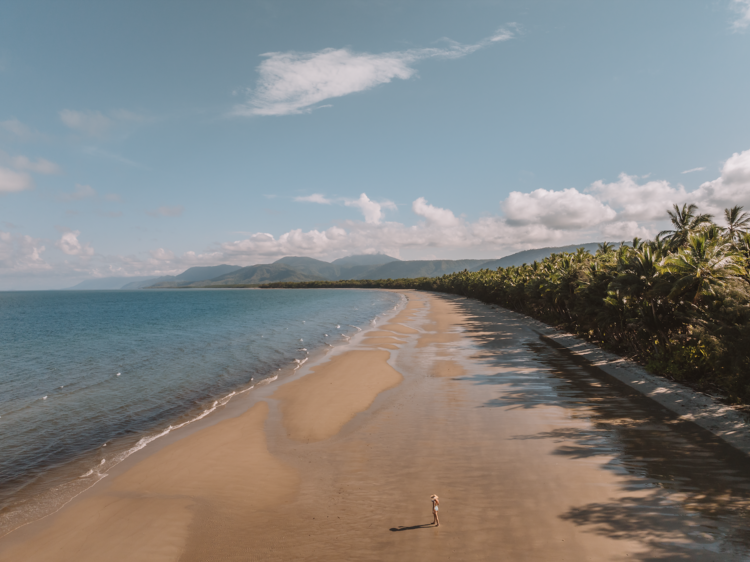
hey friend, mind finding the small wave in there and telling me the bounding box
[237,384,255,395]
[336,325,340,329]
[257,375,278,386]
[116,373,121,377]
[42,396,47,400]
[349,325,362,332]
[341,334,350,341]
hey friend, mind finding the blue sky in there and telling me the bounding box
[2,0,750,289]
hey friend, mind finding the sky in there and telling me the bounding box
[1,0,750,290]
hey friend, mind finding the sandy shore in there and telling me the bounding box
[2,291,750,561]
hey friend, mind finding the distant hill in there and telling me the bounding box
[470,243,602,271]
[354,259,492,280]
[153,263,326,287]
[136,246,609,289]
[331,254,400,267]
[71,265,242,290]
[67,276,158,290]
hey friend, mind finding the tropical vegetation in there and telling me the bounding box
[263,204,750,404]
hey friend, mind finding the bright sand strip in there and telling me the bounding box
[2,290,747,560]
[272,349,403,442]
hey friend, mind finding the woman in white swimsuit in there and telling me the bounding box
[431,494,440,526]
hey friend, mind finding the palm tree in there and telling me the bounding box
[661,233,742,304]
[659,203,713,250]
[722,206,750,241]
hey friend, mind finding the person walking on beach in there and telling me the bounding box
[431,494,440,526]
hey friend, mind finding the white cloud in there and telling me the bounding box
[0,166,33,194]
[7,147,750,288]
[147,205,184,218]
[294,193,332,204]
[234,26,517,117]
[59,109,112,136]
[412,197,460,227]
[601,221,653,240]
[13,156,62,175]
[0,230,48,274]
[55,229,94,257]
[503,187,617,229]
[344,193,395,224]
[693,148,750,214]
[731,0,750,30]
[681,167,705,174]
[60,184,97,201]
[588,173,688,221]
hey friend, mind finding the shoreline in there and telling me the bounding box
[2,291,749,560]
[0,289,406,542]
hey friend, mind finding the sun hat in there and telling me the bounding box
[430,494,438,499]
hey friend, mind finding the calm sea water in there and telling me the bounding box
[0,288,402,536]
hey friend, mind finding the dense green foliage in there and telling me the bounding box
[263,204,750,404]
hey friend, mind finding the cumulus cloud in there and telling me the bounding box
[731,0,750,30]
[0,166,33,194]
[344,193,396,224]
[503,187,617,229]
[60,184,97,201]
[147,205,184,218]
[55,229,94,257]
[234,26,518,117]
[588,173,688,221]
[412,197,460,227]
[59,109,112,136]
[7,147,750,288]
[0,230,48,274]
[294,193,332,204]
[693,148,750,214]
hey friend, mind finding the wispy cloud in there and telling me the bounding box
[294,193,332,204]
[0,119,46,142]
[731,0,750,30]
[234,25,519,117]
[60,109,112,136]
[13,155,62,175]
[147,205,184,218]
[60,109,149,138]
[681,166,706,174]
[60,184,97,201]
[0,166,33,194]
[82,146,143,168]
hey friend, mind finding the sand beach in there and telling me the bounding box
[1,290,749,561]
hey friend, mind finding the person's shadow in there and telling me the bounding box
[389,523,435,532]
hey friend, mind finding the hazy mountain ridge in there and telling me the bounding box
[68,246,606,289]
[68,265,241,290]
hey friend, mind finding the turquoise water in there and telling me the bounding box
[0,288,401,535]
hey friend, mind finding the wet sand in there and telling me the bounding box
[2,291,750,561]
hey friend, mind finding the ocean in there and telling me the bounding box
[0,288,402,537]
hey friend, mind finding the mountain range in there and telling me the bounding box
[66,243,603,290]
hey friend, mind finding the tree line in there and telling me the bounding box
[263,204,750,404]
